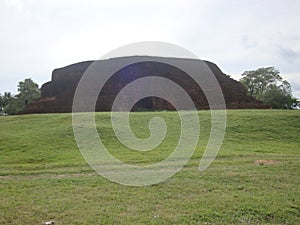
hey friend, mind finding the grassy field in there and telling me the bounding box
[0,110,299,224]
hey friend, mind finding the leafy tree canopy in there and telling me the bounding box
[240,67,295,109]
[1,78,40,115]
[16,78,41,106]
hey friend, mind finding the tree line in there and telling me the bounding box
[0,78,40,115]
[0,67,298,115]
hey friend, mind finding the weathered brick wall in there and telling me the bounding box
[22,56,267,114]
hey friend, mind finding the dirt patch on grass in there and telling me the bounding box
[254,160,279,165]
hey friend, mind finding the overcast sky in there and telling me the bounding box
[1,0,299,98]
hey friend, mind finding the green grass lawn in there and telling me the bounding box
[0,110,299,224]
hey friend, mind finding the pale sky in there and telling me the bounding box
[1,0,299,98]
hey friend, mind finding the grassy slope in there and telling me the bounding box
[0,110,299,224]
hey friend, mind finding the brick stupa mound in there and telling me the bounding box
[23,56,266,113]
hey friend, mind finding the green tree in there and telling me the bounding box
[16,78,41,107]
[240,67,294,108]
[1,79,40,115]
[3,96,23,115]
[260,82,295,109]
[0,92,12,113]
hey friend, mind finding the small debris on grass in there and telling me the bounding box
[43,221,55,225]
[254,160,279,165]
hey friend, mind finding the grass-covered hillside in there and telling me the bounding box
[0,110,299,224]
